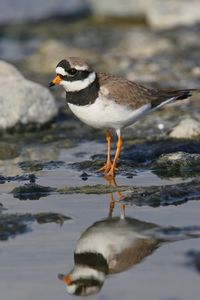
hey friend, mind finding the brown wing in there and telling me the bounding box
[98,73,194,110]
[108,238,159,275]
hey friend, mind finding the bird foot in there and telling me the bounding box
[97,161,113,174]
[104,166,116,178]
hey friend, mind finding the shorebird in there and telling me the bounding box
[49,57,195,177]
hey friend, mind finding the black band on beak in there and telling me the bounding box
[49,81,55,87]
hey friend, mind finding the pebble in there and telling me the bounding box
[169,118,200,139]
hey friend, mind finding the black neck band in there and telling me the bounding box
[74,252,109,274]
[65,77,99,106]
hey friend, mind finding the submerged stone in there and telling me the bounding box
[58,184,128,195]
[35,212,71,225]
[0,213,33,240]
[122,139,200,165]
[18,160,65,172]
[12,183,56,200]
[122,179,200,207]
[152,152,200,178]
[0,142,19,160]
[0,212,71,241]
[0,174,35,184]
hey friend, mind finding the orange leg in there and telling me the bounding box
[98,129,112,173]
[105,135,123,178]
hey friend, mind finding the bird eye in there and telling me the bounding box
[68,68,77,76]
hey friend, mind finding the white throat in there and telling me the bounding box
[70,266,105,282]
[60,72,96,92]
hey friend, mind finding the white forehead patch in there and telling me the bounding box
[73,65,88,71]
[60,72,96,92]
[56,66,67,76]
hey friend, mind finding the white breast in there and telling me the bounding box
[68,96,151,130]
[75,222,147,262]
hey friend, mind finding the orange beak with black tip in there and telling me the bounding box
[49,75,62,87]
[58,273,72,285]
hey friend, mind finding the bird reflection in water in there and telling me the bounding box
[58,178,199,296]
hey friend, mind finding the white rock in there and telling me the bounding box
[169,118,200,139]
[0,60,24,80]
[147,0,200,29]
[88,0,153,17]
[0,61,58,130]
[88,0,200,29]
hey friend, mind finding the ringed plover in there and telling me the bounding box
[49,57,195,177]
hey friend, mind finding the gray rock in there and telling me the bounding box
[147,0,200,29]
[87,0,200,30]
[152,151,200,178]
[0,61,58,130]
[25,39,98,75]
[123,178,200,207]
[169,118,200,139]
[88,0,152,17]
[0,0,88,25]
[154,151,200,168]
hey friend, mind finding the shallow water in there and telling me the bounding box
[0,141,200,300]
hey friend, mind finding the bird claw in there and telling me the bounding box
[104,169,115,178]
[97,161,113,174]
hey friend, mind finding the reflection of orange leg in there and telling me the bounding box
[97,129,112,173]
[117,191,124,201]
[105,135,123,178]
[108,193,115,218]
[104,175,117,187]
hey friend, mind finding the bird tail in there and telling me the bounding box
[151,89,197,110]
[171,89,195,100]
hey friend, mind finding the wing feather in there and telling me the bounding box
[98,73,195,109]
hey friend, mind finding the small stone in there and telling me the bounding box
[0,142,19,160]
[152,151,200,178]
[12,183,56,200]
[80,172,90,181]
[35,213,71,225]
[169,118,200,139]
